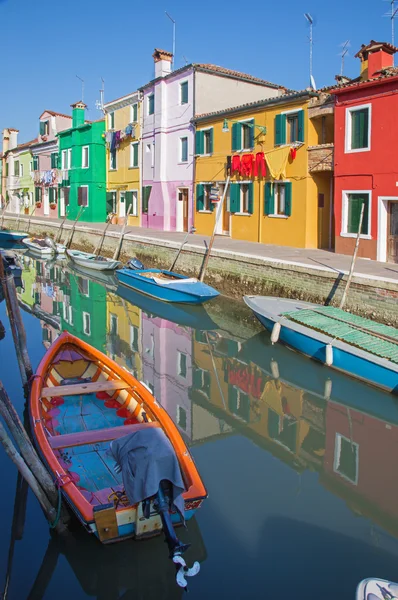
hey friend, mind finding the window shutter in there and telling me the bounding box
[133,143,138,166]
[196,184,204,211]
[35,187,41,203]
[106,192,114,213]
[195,131,204,155]
[230,183,240,213]
[209,128,214,154]
[284,182,292,216]
[39,121,45,135]
[232,123,241,151]
[275,114,286,145]
[125,191,133,214]
[181,81,188,104]
[297,110,304,143]
[51,153,57,169]
[264,183,274,215]
[49,188,54,203]
[142,185,152,213]
[133,104,138,122]
[14,161,19,176]
[248,183,254,214]
[249,119,255,148]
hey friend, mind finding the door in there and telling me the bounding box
[387,201,398,263]
[215,184,230,235]
[60,190,65,217]
[176,188,189,232]
[43,189,49,215]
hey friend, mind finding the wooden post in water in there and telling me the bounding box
[27,537,60,600]
[65,206,84,249]
[26,206,37,235]
[54,215,67,244]
[0,199,9,230]
[95,212,115,257]
[113,204,133,260]
[339,202,365,310]
[199,176,230,282]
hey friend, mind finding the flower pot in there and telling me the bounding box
[36,203,42,209]
[50,204,57,210]
[24,208,29,215]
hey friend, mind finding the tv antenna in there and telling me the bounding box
[304,13,316,89]
[183,55,189,65]
[96,78,105,114]
[76,75,84,103]
[165,11,176,70]
[383,0,398,60]
[339,40,350,75]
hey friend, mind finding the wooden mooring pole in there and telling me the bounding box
[199,176,230,282]
[94,212,115,257]
[65,206,84,249]
[339,202,365,310]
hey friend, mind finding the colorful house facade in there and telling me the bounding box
[193,90,334,249]
[104,91,141,225]
[332,41,398,263]
[2,129,36,214]
[140,49,285,232]
[57,102,106,222]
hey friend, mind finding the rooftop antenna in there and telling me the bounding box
[183,55,189,65]
[339,40,350,75]
[96,78,105,114]
[165,11,176,70]
[383,0,398,63]
[76,75,84,103]
[304,13,315,89]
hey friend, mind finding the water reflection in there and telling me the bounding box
[4,253,398,598]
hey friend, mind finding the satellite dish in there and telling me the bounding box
[310,75,317,90]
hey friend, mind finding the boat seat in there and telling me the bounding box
[41,379,132,398]
[48,422,160,450]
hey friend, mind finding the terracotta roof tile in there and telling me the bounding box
[194,63,285,88]
[355,40,398,58]
[330,66,398,93]
[40,110,72,120]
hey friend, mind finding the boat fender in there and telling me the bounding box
[270,360,280,380]
[271,322,281,345]
[325,344,333,367]
[324,378,332,400]
[127,257,145,270]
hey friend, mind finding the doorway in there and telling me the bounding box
[176,188,189,232]
[60,188,69,217]
[387,201,398,263]
[43,189,49,215]
[215,183,230,235]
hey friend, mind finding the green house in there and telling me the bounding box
[57,102,106,222]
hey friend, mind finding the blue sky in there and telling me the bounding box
[0,0,394,143]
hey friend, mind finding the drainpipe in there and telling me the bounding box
[139,91,143,228]
[192,68,196,231]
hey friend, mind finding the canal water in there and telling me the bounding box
[0,252,398,599]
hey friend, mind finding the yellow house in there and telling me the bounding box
[106,291,142,380]
[104,91,141,225]
[193,90,334,249]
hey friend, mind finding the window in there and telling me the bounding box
[19,163,24,177]
[151,143,155,167]
[145,380,154,394]
[180,81,188,104]
[231,120,255,151]
[82,312,91,336]
[77,186,88,207]
[68,148,72,169]
[275,110,304,145]
[180,137,188,163]
[130,325,139,352]
[177,406,187,430]
[148,94,154,115]
[177,352,187,378]
[334,433,359,484]
[35,187,42,203]
[110,150,117,170]
[68,305,73,325]
[33,156,39,171]
[342,191,370,236]
[268,408,298,452]
[196,184,215,212]
[39,120,49,136]
[130,142,139,168]
[30,161,33,173]
[195,128,213,155]
[61,149,72,170]
[125,190,138,216]
[264,182,292,217]
[346,104,371,152]
[82,146,89,169]
[106,191,117,213]
[142,185,152,214]
[108,112,115,129]
[146,334,154,358]
[50,152,58,169]
[230,182,254,214]
[110,313,118,335]
[14,161,19,177]
[131,103,138,123]
[49,187,58,203]
[5,163,8,177]
[193,367,211,395]
[78,277,89,296]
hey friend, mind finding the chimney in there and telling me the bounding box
[7,128,19,150]
[2,129,10,155]
[71,101,87,128]
[355,40,397,80]
[153,48,173,78]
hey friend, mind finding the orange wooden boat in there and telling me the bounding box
[30,331,207,544]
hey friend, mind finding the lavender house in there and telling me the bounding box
[140,49,285,232]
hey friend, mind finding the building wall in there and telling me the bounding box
[334,77,398,261]
[106,291,142,378]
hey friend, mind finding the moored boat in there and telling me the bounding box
[244,296,398,394]
[356,578,398,599]
[23,237,66,257]
[29,331,207,546]
[116,267,219,305]
[0,230,28,243]
[66,249,121,272]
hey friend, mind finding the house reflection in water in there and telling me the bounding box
[106,292,142,380]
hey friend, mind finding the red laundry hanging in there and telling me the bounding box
[241,153,254,177]
[290,147,297,160]
[231,155,242,175]
[253,152,266,177]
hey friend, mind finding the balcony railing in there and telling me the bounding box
[307,143,334,172]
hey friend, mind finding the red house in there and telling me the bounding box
[332,41,398,263]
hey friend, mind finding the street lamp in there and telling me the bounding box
[221,118,266,135]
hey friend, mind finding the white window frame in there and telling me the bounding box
[108,112,115,129]
[151,143,155,168]
[29,161,33,174]
[345,103,372,154]
[268,181,290,219]
[177,351,188,379]
[130,325,139,352]
[179,136,188,163]
[80,278,90,297]
[61,150,67,170]
[130,103,138,123]
[239,183,250,214]
[109,149,117,171]
[130,142,139,168]
[180,80,189,105]
[241,120,252,152]
[202,127,213,156]
[341,190,372,239]
[333,433,359,485]
[176,405,187,430]
[129,189,138,216]
[109,313,118,335]
[19,163,24,177]
[68,305,73,325]
[78,185,89,208]
[82,311,91,336]
[68,148,72,170]
[82,145,89,169]
[147,94,154,116]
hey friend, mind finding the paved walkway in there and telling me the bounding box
[8,213,398,284]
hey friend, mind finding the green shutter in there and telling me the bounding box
[14,161,19,176]
[284,182,292,216]
[248,183,254,214]
[33,156,38,171]
[106,192,114,213]
[142,185,152,213]
[125,191,133,214]
[133,143,138,167]
[348,194,369,234]
[133,104,138,122]
[351,109,369,150]
[264,183,274,215]
[196,184,204,211]
[297,110,304,143]
[249,119,255,148]
[39,121,45,135]
[49,188,54,203]
[181,81,188,104]
[275,114,286,146]
[51,153,57,169]
[35,187,41,203]
[230,183,240,213]
[232,123,241,151]
[209,128,214,154]
[195,131,204,155]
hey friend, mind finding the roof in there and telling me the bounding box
[355,40,398,59]
[3,138,38,157]
[39,110,72,120]
[104,89,140,109]
[193,89,318,122]
[330,66,398,94]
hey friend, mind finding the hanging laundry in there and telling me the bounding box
[290,147,297,160]
[105,131,112,147]
[253,152,266,177]
[110,131,117,152]
[265,146,290,180]
[125,123,133,136]
[241,154,254,177]
[231,155,241,175]
[226,155,232,175]
[114,131,121,149]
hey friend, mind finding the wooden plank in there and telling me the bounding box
[93,504,119,542]
[49,421,160,450]
[41,379,131,399]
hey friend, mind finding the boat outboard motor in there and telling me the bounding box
[45,237,57,251]
[127,257,145,270]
